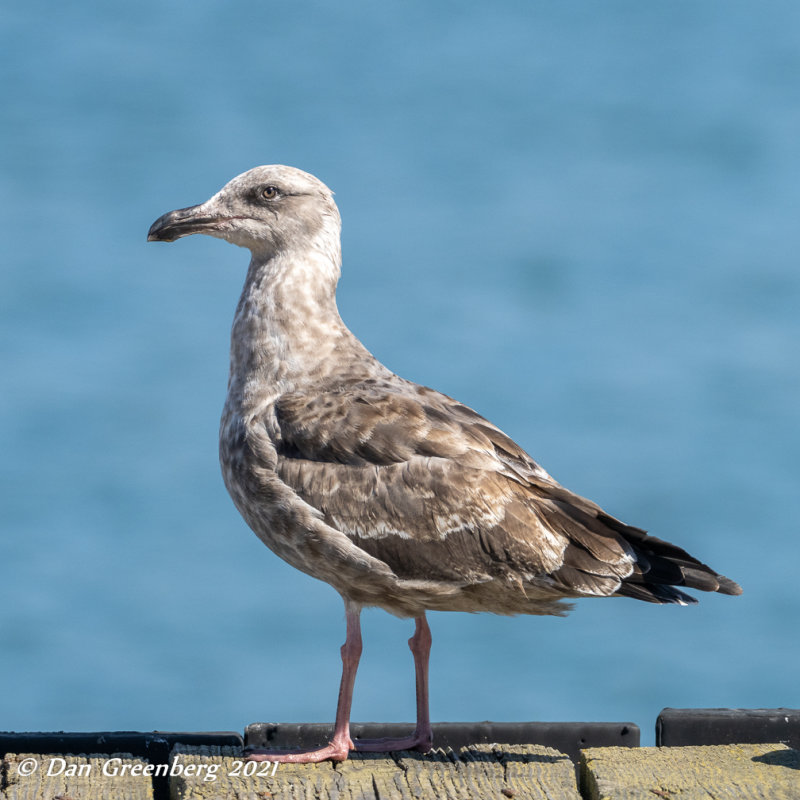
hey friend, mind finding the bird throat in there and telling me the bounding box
[227,249,350,414]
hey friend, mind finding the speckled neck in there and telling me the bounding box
[226,246,372,418]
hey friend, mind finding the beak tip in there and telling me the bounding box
[147,221,163,242]
[147,204,210,244]
[147,216,179,243]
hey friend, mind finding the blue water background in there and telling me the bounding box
[2,2,798,745]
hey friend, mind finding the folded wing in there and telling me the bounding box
[270,378,741,606]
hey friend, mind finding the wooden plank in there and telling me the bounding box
[167,745,333,800]
[580,742,800,800]
[392,744,580,800]
[3,752,154,800]
[168,742,580,800]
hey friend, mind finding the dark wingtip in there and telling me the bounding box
[716,576,743,596]
[616,581,699,605]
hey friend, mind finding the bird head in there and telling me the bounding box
[147,165,341,263]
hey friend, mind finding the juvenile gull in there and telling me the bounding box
[148,165,741,763]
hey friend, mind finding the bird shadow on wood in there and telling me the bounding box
[751,749,800,770]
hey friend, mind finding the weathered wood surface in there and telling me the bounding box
[3,752,154,800]
[581,742,800,800]
[3,739,799,799]
[168,742,581,800]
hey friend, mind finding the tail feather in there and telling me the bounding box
[539,483,742,604]
[618,527,742,598]
[615,580,698,606]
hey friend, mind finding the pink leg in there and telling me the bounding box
[246,599,362,763]
[355,613,433,753]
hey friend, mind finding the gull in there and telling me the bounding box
[148,165,741,763]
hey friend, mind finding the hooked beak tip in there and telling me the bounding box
[147,204,214,243]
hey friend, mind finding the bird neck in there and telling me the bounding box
[227,248,361,413]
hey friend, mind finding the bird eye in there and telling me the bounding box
[261,185,280,200]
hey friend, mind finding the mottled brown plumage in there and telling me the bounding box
[148,165,741,762]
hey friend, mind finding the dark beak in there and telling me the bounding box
[147,204,222,242]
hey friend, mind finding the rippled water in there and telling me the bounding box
[2,2,798,745]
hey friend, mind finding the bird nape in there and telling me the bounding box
[148,165,741,763]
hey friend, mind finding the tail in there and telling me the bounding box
[614,523,742,605]
[540,484,742,605]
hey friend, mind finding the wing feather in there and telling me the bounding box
[268,378,740,605]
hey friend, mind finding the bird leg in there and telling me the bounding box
[354,613,434,753]
[246,599,363,763]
